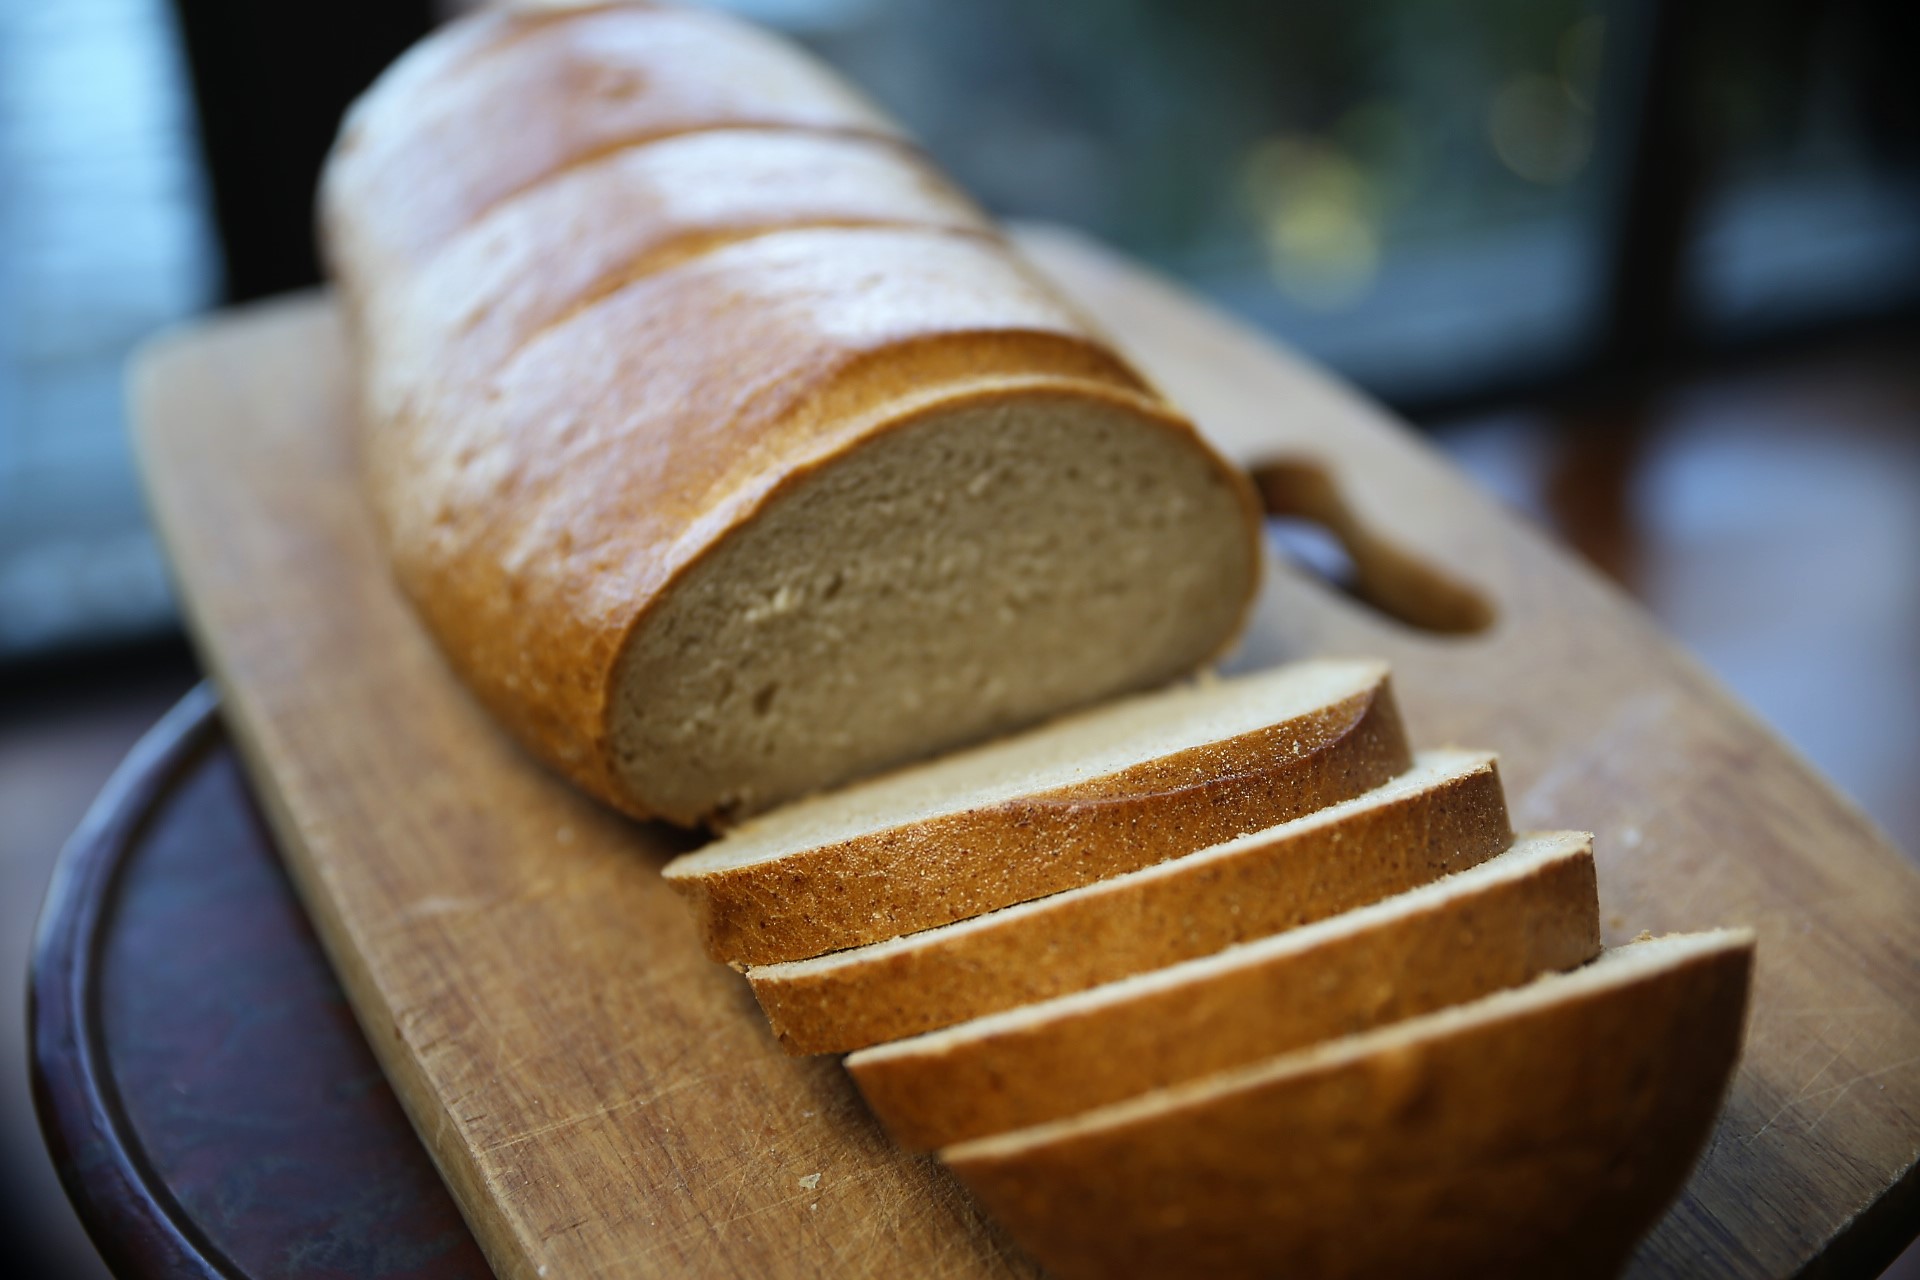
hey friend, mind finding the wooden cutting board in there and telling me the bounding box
[131,225,1920,1280]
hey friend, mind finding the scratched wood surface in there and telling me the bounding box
[130,225,1920,1279]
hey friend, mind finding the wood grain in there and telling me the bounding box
[129,225,1920,1279]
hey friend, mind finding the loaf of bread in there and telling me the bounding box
[321,0,1262,825]
[847,831,1600,1149]
[750,748,1512,1054]
[664,660,1410,963]
[944,930,1755,1280]
[328,11,1754,1275]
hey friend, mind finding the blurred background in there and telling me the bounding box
[1,0,1916,1273]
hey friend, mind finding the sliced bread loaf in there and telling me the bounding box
[849,831,1599,1149]
[750,749,1510,1053]
[664,659,1410,963]
[324,2,1263,826]
[944,930,1754,1280]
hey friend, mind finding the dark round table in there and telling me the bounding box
[30,685,493,1279]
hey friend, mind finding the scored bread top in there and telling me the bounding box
[747,748,1514,1054]
[324,2,904,277]
[361,130,997,431]
[944,930,1755,1280]
[847,831,1600,1149]
[664,660,1410,963]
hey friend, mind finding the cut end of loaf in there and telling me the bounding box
[613,384,1260,826]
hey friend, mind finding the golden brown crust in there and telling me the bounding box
[944,933,1754,1280]
[750,752,1513,1054]
[848,834,1600,1150]
[357,130,998,436]
[669,676,1412,963]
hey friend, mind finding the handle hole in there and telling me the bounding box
[1267,518,1360,593]
[1252,456,1497,636]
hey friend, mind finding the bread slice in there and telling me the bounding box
[664,660,1410,963]
[750,749,1510,1053]
[849,831,1598,1149]
[944,930,1755,1280]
